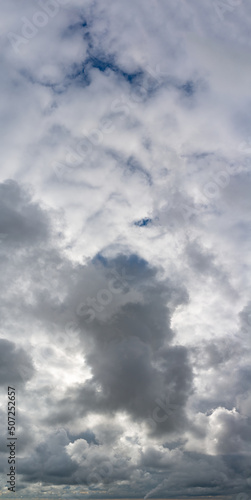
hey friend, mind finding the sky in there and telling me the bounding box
[0,0,251,498]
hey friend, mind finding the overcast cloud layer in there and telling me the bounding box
[0,0,251,499]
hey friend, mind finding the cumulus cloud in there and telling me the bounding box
[0,0,250,498]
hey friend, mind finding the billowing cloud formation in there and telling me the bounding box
[0,178,250,499]
[44,254,192,435]
[0,0,251,498]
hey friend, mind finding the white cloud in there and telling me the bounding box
[0,0,250,498]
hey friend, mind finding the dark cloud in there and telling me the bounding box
[0,180,50,248]
[0,339,34,386]
[19,429,78,484]
[0,179,249,497]
[42,254,192,437]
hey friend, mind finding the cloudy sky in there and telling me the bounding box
[0,0,251,498]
